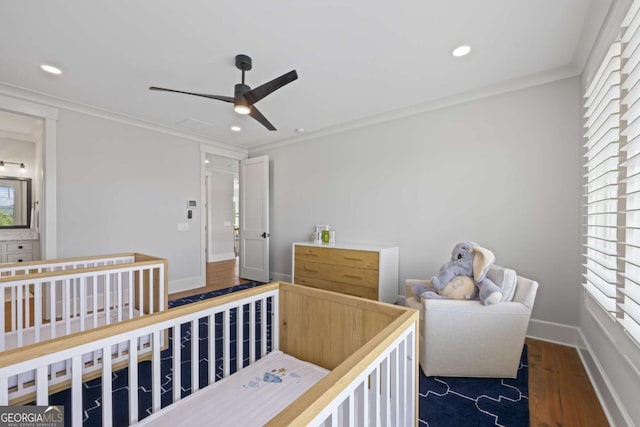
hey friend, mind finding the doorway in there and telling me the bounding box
[203,154,245,290]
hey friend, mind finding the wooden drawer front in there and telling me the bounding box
[295,276,378,300]
[6,253,32,263]
[7,242,33,252]
[295,260,379,288]
[295,246,379,270]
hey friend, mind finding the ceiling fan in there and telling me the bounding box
[150,54,298,131]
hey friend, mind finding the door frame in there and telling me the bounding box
[0,94,58,259]
[199,144,247,285]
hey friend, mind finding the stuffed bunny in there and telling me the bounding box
[416,242,503,305]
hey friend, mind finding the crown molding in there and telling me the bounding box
[0,82,248,156]
[249,65,581,155]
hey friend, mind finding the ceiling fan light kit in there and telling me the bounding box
[150,54,297,131]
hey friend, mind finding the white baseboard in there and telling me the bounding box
[526,318,581,347]
[169,275,205,294]
[207,252,236,263]
[270,272,291,283]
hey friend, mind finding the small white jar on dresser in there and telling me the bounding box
[292,242,399,303]
[0,230,40,263]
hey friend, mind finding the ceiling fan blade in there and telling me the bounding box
[249,105,276,131]
[149,86,234,103]
[243,70,298,105]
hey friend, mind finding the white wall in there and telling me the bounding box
[207,170,235,261]
[259,76,582,327]
[55,109,203,290]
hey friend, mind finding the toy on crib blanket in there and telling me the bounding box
[416,242,503,305]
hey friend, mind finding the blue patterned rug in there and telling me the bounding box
[43,281,528,426]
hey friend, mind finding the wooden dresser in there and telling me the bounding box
[292,242,399,303]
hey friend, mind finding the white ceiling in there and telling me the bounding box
[0,1,610,150]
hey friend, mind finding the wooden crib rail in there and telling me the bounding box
[0,255,167,352]
[0,283,279,425]
[0,253,140,276]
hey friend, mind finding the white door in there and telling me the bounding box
[239,155,269,282]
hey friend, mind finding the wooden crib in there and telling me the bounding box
[0,253,167,403]
[0,282,418,426]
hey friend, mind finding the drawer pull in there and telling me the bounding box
[344,274,363,280]
[17,259,23,263]
[18,245,23,249]
[343,257,363,262]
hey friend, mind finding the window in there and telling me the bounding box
[584,0,640,346]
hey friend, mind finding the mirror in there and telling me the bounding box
[0,176,32,228]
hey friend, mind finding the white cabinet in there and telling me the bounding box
[292,242,399,303]
[0,240,39,263]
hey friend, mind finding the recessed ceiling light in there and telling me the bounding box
[231,126,242,132]
[295,128,305,133]
[40,64,62,75]
[451,45,471,57]
[204,159,210,164]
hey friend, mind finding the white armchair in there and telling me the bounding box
[404,273,538,378]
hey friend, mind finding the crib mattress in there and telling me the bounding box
[135,350,328,427]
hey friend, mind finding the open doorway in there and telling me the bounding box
[203,154,249,291]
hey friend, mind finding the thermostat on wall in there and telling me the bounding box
[187,200,197,207]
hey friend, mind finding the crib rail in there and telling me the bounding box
[0,253,167,352]
[0,284,277,426]
[0,253,137,277]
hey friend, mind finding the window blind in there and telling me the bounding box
[620,1,640,344]
[583,42,621,314]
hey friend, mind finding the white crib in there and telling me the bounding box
[0,253,167,403]
[0,282,418,426]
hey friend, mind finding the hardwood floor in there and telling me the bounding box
[169,261,610,426]
[169,258,250,300]
[527,338,609,426]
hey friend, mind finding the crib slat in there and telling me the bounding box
[406,331,415,423]
[249,300,255,364]
[80,277,86,331]
[208,314,216,384]
[72,355,83,427]
[371,367,380,426]
[149,268,154,314]
[237,306,244,371]
[152,330,161,412]
[159,266,165,312]
[272,295,279,351]
[0,289,5,351]
[138,270,144,316]
[128,337,139,425]
[49,281,56,339]
[65,279,71,335]
[223,309,230,377]
[348,392,355,427]
[10,286,15,331]
[36,366,48,405]
[391,348,399,426]
[17,285,23,346]
[92,275,98,328]
[173,325,182,402]
[260,298,267,357]
[25,284,31,328]
[191,319,199,393]
[102,345,113,426]
[117,272,122,322]
[128,270,134,319]
[0,377,7,405]
[105,273,111,325]
[361,381,369,427]
[34,283,41,343]
[399,338,406,426]
[381,357,389,425]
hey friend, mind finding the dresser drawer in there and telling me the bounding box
[294,276,378,300]
[6,242,33,253]
[295,260,379,288]
[6,253,33,263]
[294,246,379,270]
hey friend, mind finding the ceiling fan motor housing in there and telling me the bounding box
[235,54,252,71]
